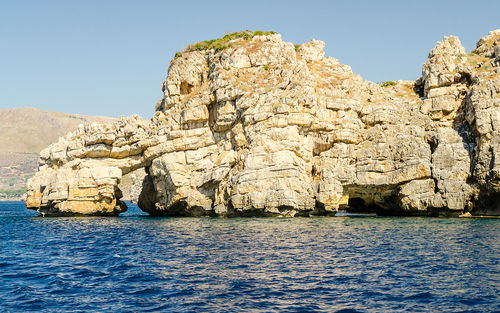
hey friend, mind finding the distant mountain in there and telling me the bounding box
[0,107,115,154]
[0,107,116,200]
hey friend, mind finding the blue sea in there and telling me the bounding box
[0,201,498,312]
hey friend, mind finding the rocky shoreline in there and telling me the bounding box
[26,30,500,217]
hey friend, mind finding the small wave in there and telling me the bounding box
[0,202,498,312]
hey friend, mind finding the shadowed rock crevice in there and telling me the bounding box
[180,81,193,95]
[137,168,157,214]
[26,30,500,217]
[346,197,383,214]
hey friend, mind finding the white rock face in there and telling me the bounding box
[26,30,500,216]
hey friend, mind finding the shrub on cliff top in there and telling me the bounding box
[181,30,277,55]
[381,81,397,87]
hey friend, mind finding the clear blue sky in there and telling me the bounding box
[1,0,499,118]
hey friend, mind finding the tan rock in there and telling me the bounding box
[26,30,500,217]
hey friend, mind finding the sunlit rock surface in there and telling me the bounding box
[26,30,500,216]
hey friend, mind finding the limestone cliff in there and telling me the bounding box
[26,30,500,217]
[0,107,144,201]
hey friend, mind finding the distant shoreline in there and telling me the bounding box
[0,199,135,203]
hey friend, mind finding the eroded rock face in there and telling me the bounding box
[26,31,500,216]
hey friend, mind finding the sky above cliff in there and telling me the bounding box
[1,0,499,118]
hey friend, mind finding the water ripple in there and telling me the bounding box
[0,202,499,312]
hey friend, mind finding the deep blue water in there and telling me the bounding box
[0,202,499,312]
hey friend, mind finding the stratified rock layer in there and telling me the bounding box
[26,30,500,217]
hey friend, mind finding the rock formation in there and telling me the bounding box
[26,30,500,217]
[0,107,114,200]
[0,107,143,202]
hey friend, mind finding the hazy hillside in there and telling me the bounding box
[0,107,115,199]
[0,107,115,154]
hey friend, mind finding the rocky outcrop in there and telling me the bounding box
[0,107,144,202]
[0,107,116,200]
[26,30,500,217]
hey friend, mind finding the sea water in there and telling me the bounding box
[0,201,498,312]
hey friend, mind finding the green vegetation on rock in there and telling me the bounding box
[381,81,397,87]
[176,30,277,57]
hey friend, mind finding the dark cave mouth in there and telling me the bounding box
[345,197,384,214]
